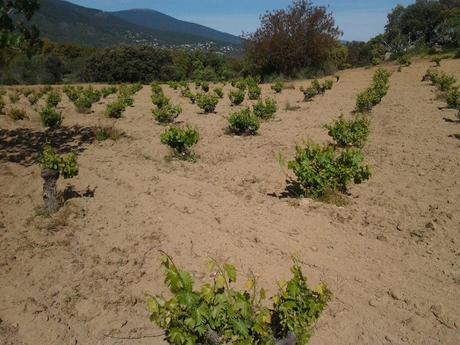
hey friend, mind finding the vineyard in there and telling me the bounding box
[0,57,459,345]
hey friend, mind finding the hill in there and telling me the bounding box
[111,9,241,45]
[30,0,241,49]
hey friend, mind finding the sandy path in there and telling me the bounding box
[0,59,459,345]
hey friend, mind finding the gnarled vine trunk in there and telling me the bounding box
[41,169,60,214]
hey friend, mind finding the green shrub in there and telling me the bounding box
[119,95,134,107]
[74,96,92,113]
[235,79,247,91]
[446,88,460,109]
[355,68,390,112]
[300,85,319,101]
[101,86,118,98]
[8,108,27,121]
[248,84,262,100]
[213,87,224,98]
[9,91,20,104]
[63,85,80,102]
[201,81,210,92]
[323,79,334,90]
[325,116,370,148]
[151,82,163,94]
[0,98,4,114]
[95,126,124,141]
[27,92,40,105]
[228,108,260,135]
[196,94,219,113]
[288,143,371,198]
[46,92,61,108]
[160,126,199,156]
[148,254,330,345]
[40,146,79,178]
[151,93,170,108]
[356,89,378,113]
[106,101,126,118]
[397,55,411,66]
[40,107,63,127]
[253,97,277,119]
[432,57,442,66]
[436,73,456,92]
[372,57,382,66]
[82,86,102,104]
[271,81,284,93]
[183,90,197,104]
[229,89,245,106]
[153,104,182,123]
[167,81,179,90]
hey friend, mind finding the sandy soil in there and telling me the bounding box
[0,59,459,345]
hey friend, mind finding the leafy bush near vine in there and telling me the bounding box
[46,91,61,108]
[148,254,330,345]
[40,107,62,127]
[325,116,369,148]
[397,55,411,66]
[229,89,245,106]
[248,84,262,100]
[152,93,171,108]
[228,108,260,135]
[106,101,126,118]
[323,79,334,90]
[74,96,93,114]
[160,126,199,157]
[271,81,284,93]
[9,91,20,103]
[101,86,118,98]
[153,104,182,124]
[27,92,40,105]
[213,87,224,98]
[151,82,163,95]
[40,146,78,178]
[196,94,219,113]
[8,108,27,121]
[288,143,371,198]
[446,88,460,109]
[253,97,277,120]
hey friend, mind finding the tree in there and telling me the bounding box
[244,0,342,76]
[0,0,41,52]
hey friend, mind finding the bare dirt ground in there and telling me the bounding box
[0,59,459,345]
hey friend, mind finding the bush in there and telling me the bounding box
[196,94,219,113]
[325,116,369,148]
[101,86,118,98]
[40,107,63,127]
[119,95,134,107]
[213,87,224,98]
[8,108,27,121]
[355,68,390,112]
[151,82,163,94]
[160,126,199,156]
[432,57,442,67]
[229,89,245,105]
[151,93,170,108]
[74,96,92,114]
[0,98,5,114]
[153,104,182,123]
[95,126,124,141]
[323,79,334,90]
[446,88,460,109]
[63,85,80,102]
[253,97,277,119]
[397,55,411,66]
[248,84,262,100]
[167,81,179,90]
[228,108,260,135]
[288,143,371,198]
[183,89,197,104]
[200,81,210,92]
[271,81,284,93]
[148,255,330,345]
[40,146,78,178]
[9,91,20,104]
[46,91,61,108]
[27,92,40,105]
[300,85,319,101]
[106,101,126,118]
[435,73,456,92]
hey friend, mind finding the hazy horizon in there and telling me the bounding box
[65,0,414,42]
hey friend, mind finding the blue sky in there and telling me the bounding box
[67,0,415,41]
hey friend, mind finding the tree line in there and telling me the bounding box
[0,0,459,85]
